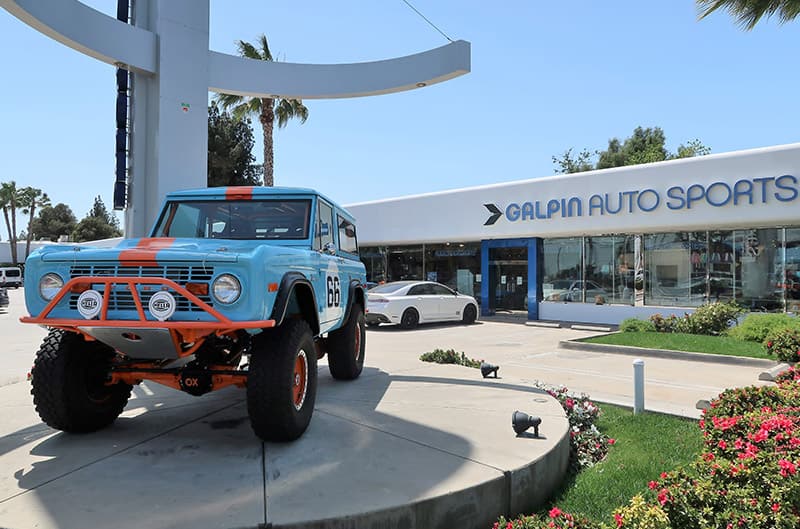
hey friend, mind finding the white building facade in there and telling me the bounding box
[347,143,800,324]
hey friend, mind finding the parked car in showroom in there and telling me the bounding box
[366,280,478,329]
[543,279,607,302]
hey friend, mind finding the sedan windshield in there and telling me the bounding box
[153,199,311,240]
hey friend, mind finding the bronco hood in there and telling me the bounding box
[36,238,293,264]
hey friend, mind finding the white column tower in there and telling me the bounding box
[1,0,471,237]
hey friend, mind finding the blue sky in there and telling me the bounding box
[1,1,799,231]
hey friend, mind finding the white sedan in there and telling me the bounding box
[366,281,479,329]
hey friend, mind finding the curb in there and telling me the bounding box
[558,339,777,368]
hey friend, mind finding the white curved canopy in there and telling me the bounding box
[208,40,471,99]
[1,0,157,73]
[2,0,470,99]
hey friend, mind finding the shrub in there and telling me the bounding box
[650,302,744,336]
[493,510,601,529]
[611,495,669,529]
[649,313,681,333]
[776,366,800,385]
[532,382,612,472]
[622,381,800,529]
[680,301,744,336]
[728,313,800,343]
[418,348,481,368]
[620,318,656,333]
[764,327,800,363]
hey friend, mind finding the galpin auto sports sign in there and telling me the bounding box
[484,175,798,226]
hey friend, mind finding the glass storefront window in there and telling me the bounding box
[424,243,481,304]
[644,231,707,307]
[488,246,527,312]
[387,246,423,282]
[542,238,582,302]
[737,228,783,311]
[584,235,635,305]
[785,228,800,313]
[359,246,387,285]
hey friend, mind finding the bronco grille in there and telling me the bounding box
[68,264,214,313]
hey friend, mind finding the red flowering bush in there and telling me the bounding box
[493,508,601,529]
[764,327,800,363]
[614,378,800,528]
[775,366,800,385]
[533,382,613,471]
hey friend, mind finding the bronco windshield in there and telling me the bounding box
[153,199,312,240]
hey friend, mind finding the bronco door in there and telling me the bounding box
[313,199,346,333]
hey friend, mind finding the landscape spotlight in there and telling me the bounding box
[512,411,541,437]
[480,361,499,378]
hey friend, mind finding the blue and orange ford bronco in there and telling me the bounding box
[22,187,367,441]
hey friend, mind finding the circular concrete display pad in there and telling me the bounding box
[0,361,569,529]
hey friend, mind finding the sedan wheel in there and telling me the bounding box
[400,308,419,329]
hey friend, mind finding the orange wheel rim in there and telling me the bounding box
[293,349,308,411]
[354,321,362,362]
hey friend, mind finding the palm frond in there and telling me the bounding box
[237,40,262,60]
[258,34,274,62]
[275,98,309,128]
[215,92,244,111]
[697,0,800,29]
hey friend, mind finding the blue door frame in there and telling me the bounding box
[480,238,541,320]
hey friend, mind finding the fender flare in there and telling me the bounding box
[340,279,366,325]
[269,272,320,336]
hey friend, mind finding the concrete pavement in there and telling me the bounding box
[0,292,776,529]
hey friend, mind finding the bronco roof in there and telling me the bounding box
[164,186,355,219]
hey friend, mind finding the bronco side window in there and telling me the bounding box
[337,215,358,254]
[315,200,335,251]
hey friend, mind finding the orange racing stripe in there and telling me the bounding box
[225,186,254,200]
[118,237,176,267]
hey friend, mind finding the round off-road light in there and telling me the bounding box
[212,274,241,304]
[148,291,176,321]
[76,289,103,319]
[39,273,63,301]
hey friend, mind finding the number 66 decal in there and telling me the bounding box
[326,276,340,307]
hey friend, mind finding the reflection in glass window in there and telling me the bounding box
[786,229,800,313]
[337,215,358,254]
[424,243,480,302]
[584,235,635,305]
[644,232,707,307]
[388,246,423,281]
[315,201,334,250]
[737,228,783,311]
[542,238,582,302]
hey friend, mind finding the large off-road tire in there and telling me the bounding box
[462,303,477,324]
[400,307,419,329]
[327,305,365,380]
[31,329,132,433]
[247,319,318,442]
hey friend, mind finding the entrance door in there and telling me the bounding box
[488,247,528,313]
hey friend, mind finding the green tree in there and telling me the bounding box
[19,187,50,259]
[215,35,309,187]
[29,203,77,242]
[552,127,711,174]
[72,196,122,242]
[208,102,263,187]
[697,0,800,29]
[0,181,22,264]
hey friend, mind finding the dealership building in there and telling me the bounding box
[346,142,800,325]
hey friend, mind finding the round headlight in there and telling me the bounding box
[212,274,241,304]
[39,273,64,301]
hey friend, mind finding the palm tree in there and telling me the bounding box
[697,0,800,29]
[0,182,22,265]
[216,35,309,187]
[20,187,50,259]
